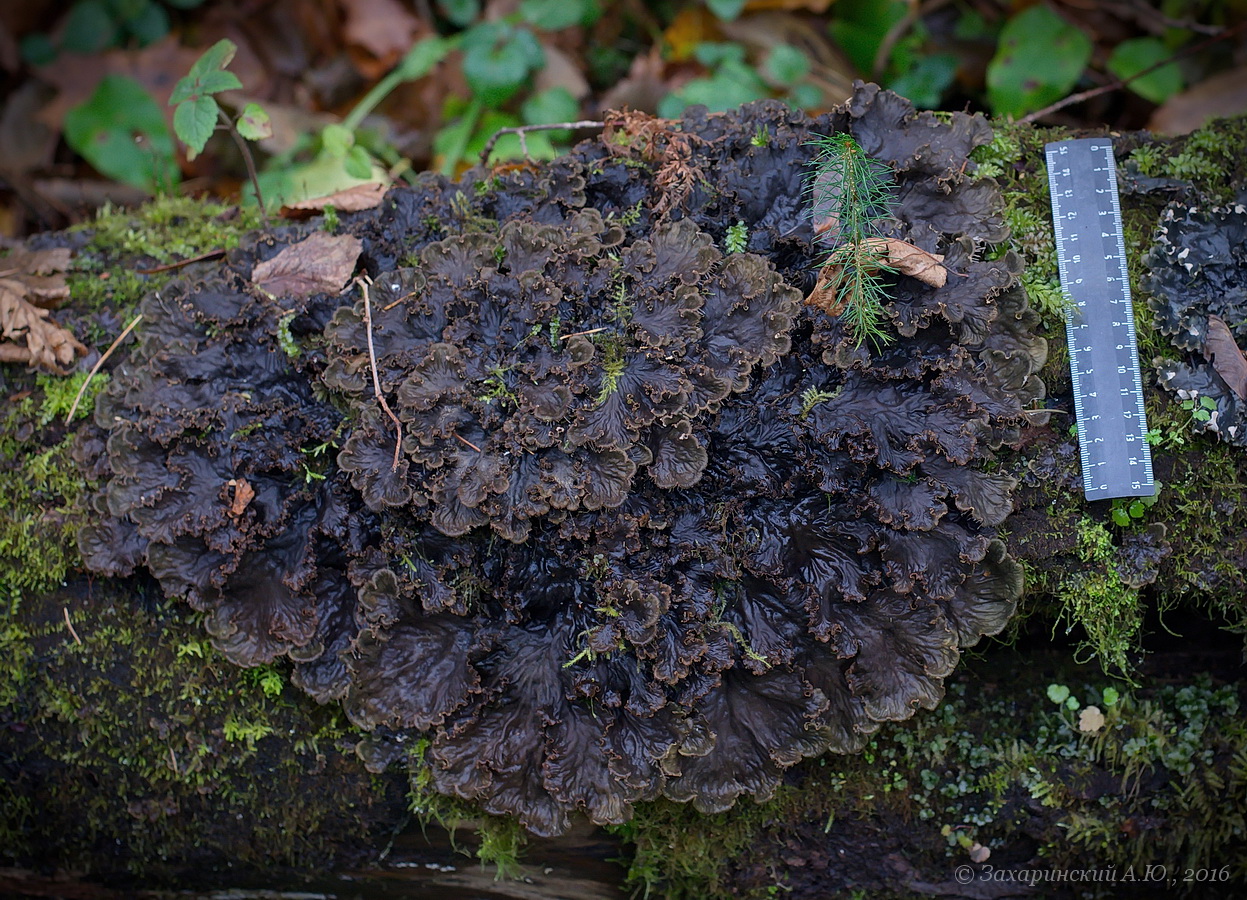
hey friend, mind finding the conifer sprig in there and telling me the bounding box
[806,133,898,347]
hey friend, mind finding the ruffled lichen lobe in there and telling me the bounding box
[77,85,1046,836]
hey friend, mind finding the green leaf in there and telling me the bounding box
[19,33,57,66]
[521,86,580,142]
[1108,38,1183,104]
[173,95,220,159]
[170,68,241,105]
[437,0,479,27]
[987,5,1092,118]
[123,0,170,45]
[827,0,907,75]
[1112,507,1131,527]
[236,103,272,141]
[188,39,238,81]
[705,0,747,21]
[322,123,355,158]
[657,60,768,118]
[344,145,374,179]
[521,0,595,31]
[1066,696,1080,711]
[396,35,454,80]
[64,74,179,193]
[694,42,746,67]
[764,44,810,87]
[1102,686,1120,706]
[1046,683,1071,705]
[461,23,544,108]
[61,0,121,54]
[887,53,957,109]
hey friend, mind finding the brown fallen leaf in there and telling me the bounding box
[805,237,947,315]
[227,477,256,517]
[343,0,425,79]
[0,246,72,307]
[805,261,849,316]
[1203,314,1247,400]
[881,237,947,288]
[252,232,363,299]
[279,182,389,218]
[1149,65,1247,136]
[0,245,84,372]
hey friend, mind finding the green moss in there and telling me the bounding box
[75,195,260,265]
[610,668,1247,897]
[67,195,261,320]
[610,797,773,900]
[0,372,106,599]
[0,582,394,876]
[1128,117,1247,204]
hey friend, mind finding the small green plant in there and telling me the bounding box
[170,40,272,214]
[807,133,897,347]
[799,385,840,419]
[725,221,748,254]
[1110,489,1160,527]
[65,75,180,194]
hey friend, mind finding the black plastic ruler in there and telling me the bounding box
[1045,138,1154,501]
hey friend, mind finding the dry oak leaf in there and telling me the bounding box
[805,238,947,315]
[0,247,85,372]
[252,232,363,299]
[880,238,947,288]
[227,477,256,517]
[0,247,72,307]
[1203,314,1247,401]
[279,182,389,218]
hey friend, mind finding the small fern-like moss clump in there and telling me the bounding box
[807,132,897,346]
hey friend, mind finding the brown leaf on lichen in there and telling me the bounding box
[1203,314,1247,400]
[883,238,947,288]
[0,247,84,372]
[280,182,389,218]
[227,478,256,517]
[805,238,946,317]
[251,232,363,299]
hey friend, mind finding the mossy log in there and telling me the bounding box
[2,91,1246,899]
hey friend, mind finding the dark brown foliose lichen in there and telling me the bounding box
[1146,196,1247,446]
[324,210,799,541]
[78,86,1045,836]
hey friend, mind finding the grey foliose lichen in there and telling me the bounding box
[1147,196,1247,446]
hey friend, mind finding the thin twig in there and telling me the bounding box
[136,250,226,275]
[560,326,607,339]
[65,313,143,425]
[359,276,403,471]
[478,121,605,165]
[169,747,180,775]
[63,607,82,645]
[218,107,268,223]
[382,292,417,312]
[1019,20,1247,124]
[453,431,483,453]
[872,0,956,81]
